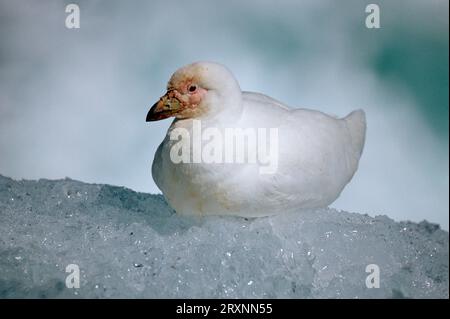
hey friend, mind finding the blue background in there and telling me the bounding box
[0,0,448,228]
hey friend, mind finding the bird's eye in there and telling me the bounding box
[188,84,197,93]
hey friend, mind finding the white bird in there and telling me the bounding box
[146,62,366,217]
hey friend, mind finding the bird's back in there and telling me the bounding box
[238,97,366,213]
[343,109,366,162]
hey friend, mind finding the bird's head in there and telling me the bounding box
[146,62,242,122]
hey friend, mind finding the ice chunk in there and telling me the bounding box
[0,175,448,298]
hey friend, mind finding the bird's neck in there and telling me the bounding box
[203,91,243,125]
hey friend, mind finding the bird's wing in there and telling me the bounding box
[242,91,291,110]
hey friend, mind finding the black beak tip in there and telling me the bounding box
[145,110,153,122]
[146,103,158,122]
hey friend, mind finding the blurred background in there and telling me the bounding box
[0,0,448,228]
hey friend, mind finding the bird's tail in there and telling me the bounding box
[344,109,366,158]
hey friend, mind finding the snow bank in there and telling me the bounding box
[0,175,448,298]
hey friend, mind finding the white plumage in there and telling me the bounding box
[147,62,366,217]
